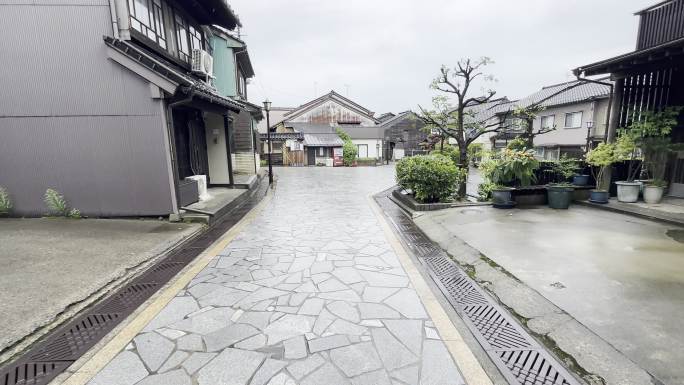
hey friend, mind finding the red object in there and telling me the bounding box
[333,147,344,166]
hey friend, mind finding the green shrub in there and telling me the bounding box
[0,187,12,216]
[44,188,81,218]
[551,155,579,181]
[430,145,460,166]
[336,128,358,166]
[480,149,539,187]
[506,137,529,151]
[356,157,377,166]
[396,155,466,203]
[260,159,268,167]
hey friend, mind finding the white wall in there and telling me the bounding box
[205,113,231,184]
[351,139,383,158]
[533,101,607,147]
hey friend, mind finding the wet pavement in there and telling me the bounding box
[86,166,467,385]
[417,205,684,385]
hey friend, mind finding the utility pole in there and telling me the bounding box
[263,99,273,184]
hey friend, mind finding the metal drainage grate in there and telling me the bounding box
[373,187,582,385]
[0,180,270,385]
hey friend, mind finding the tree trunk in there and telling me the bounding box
[457,145,469,198]
[525,118,534,149]
[440,136,444,151]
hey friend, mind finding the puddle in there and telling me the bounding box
[666,229,684,244]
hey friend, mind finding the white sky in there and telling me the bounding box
[230,0,653,115]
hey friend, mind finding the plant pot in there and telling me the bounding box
[589,190,609,204]
[547,185,574,209]
[572,175,589,186]
[491,188,515,209]
[643,185,664,204]
[615,181,641,203]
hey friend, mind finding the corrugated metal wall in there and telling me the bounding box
[0,0,176,216]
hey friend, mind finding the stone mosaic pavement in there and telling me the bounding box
[87,167,466,385]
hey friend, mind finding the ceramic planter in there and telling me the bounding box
[615,181,641,203]
[589,190,609,204]
[572,175,590,186]
[547,185,574,209]
[643,185,665,204]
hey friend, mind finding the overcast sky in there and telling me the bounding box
[230,0,653,115]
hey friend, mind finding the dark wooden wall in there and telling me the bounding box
[232,109,254,152]
[383,115,428,153]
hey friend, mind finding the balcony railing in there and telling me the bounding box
[636,0,684,50]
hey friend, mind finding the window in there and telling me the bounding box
[128,0,167,48]
[318,147,325,157]
[564,112,582,128]
[540,115,555,130]
[357,144,368,158]
[170,7,203,63]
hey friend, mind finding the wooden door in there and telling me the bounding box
[307,147,316,166]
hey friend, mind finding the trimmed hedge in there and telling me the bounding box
[396,154,466,203]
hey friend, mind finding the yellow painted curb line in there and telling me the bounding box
[368,196,493,385]
[60,189,273,385]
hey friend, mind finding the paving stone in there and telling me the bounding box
[420,340,464,385]
[288,255,316,272]
[313,308,336,335]
[236,311,273,330]
[326,319,367,336]
[371,328,419,371]
[311,261,334,274]
[286,354,326,380]
[158,351,189,373]
[188,283,225,298]
[283,335,307,359]
[197,348,265,385]
[170,307,234,335]
[198,287,250,307]
[156,328,186,340]
[383,320,423,355]
[267,373,297,385]
[250,358,289,385]
[216,256,242,268]
[354,257,390,268]
[307,334,350,352]
[203,324,260,352]
[294,281,317,293]
[390,365,419,385]
[349,282,368,294]
[358,303,400,319]
[311,273,331,284]
[359,271,409,288]
[329,342,383,377]
[318,277,349,292]
[384,289,428,319]
[425,327,440,340]
[263,314,315,344]
[136,369,191,385]
[237,287,289,307]
[301,362,350,385]
[331,267,364,284]
[88,351,148,385]
[134,332,175,372]
[318,289,362,302]
[299,298,326,315]
[176,333,203,351]
[181,352,217,375]
[143,297,199,332]
[327,300,360,323]
[361,287,399,303]
[351,369,392,385]
[360,319,384,327]
[234,333,267,350]
[289,292,310,306]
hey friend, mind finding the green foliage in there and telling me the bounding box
[648,179,668,188]
[480,149,539,187]
[356,157,378,166]
[430,145,460,165]
[44,188,81,218]
[396,155,466,203]
[586,142,619,191]
[506,137,529,152]
[551,155,579,181]
[0,187,12,216]
[336,128,358,166]
[477,181,495,201]
[467,143,484,165]
[260,159,268,167]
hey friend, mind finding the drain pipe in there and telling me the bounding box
[575,75,613,143]
[108,0,120,39]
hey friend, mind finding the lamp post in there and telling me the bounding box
[585,120,594,153]
[263,99,273,184]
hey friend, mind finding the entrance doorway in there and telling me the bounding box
[307,147,316,166]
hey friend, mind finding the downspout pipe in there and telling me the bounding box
[108,0,119,39]
[574,75,614,143]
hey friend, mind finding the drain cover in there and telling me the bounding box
[374,187,582,385]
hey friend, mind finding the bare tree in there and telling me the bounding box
[416,57,558,196]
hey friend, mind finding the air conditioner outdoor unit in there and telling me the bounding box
[191,49,213,77]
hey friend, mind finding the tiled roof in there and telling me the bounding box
[338,125,384,139]
[515,80,611,109]
[258,132,303,141]
[303,133,344,147]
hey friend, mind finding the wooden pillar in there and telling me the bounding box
[601,77,624,190]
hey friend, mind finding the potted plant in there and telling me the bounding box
[479,149,539,208]
[547,183,575,209]
[491,185,515,208]
[614,134,641,202]
[585,142,617,203]
[643,179,667,204]
[616,107,682,202]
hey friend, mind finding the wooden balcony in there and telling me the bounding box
[636,0,684,49]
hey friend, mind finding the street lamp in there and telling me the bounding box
[585,121,594,153]
[263,99,273,184]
